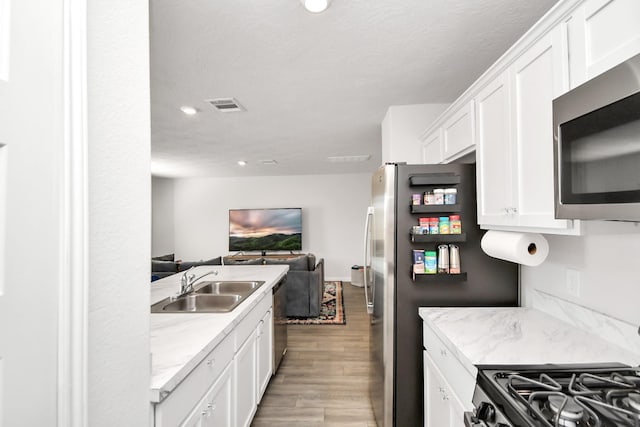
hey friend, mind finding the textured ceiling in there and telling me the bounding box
[150,0,559,177]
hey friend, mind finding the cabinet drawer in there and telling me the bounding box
[235,292,271,351]
[154,332,235,426]
[423,324,475,408]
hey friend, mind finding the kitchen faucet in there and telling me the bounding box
[179,267,218,296]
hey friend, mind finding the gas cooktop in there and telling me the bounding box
[470,363,640,427]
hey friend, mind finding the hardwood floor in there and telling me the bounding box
[252,282,377,427]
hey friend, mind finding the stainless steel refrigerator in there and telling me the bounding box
[363,163,518,427]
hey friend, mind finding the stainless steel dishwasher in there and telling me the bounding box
[272,278,287,373]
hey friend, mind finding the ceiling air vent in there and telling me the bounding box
[206,98,245,112]
[327,155,371,163]
[259,160,278,165]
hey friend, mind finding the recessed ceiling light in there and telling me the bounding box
[237,160,247,166]
[180,106,198,115]
[327,155,371,163]
[302,0,331,13]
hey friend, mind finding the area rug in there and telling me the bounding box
[286,281,346,325]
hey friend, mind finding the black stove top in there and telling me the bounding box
[475,363,640,427]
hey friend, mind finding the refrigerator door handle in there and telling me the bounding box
[363,206,374,315]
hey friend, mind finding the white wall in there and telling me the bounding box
[171,173,372,280]
[1,1,63,424]
[381,104,448,163]
[152,177,175,257]
[521,220,640,325]
[87,1,150,426]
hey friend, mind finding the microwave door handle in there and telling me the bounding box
[363,206,374,314]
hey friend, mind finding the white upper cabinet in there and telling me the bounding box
[441,101,475,162]
[477,27,578,232]
[418,102,476,165]
[475,71,515,227]
[416,0,638,234]
[421,128,443,164]
[510,29,575,231]
[566,0,640,86]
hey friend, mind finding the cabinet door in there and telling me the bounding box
[421,128,442,164]
[574,0,640,82]
[256,309,272,403]
[235,330,257,427]
[511,28,574,231]
[181,363,233,427]
[423,351,466,427]
[202,364,233,427]
[475,71,515,227]
[442,101,475,162]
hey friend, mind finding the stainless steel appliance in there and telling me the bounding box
[363,163,519,426]
[272,278,287,373]
[465,363,640,426]
[553,52,640,221]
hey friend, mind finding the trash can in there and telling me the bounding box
[350,265,365,287]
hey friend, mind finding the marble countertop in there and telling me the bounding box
[418,307,640,379]
[150,265,288,403]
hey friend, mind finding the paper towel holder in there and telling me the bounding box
[528,243,537,255]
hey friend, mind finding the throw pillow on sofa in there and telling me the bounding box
[151,259,179,273]
[178,256,222,271]
[152,253,175,262]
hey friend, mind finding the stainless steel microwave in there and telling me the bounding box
[553,53,640,221]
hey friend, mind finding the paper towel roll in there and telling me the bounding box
[480,230,549,266]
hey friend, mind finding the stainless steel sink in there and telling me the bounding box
[151,294,243,313]
[194,281,264,295]
[150,281,265,313]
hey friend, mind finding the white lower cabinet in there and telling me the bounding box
[153,292,273,427]
[235,329,258,427]
[256,308,273,402]
[422,321,475,427]
[182,363,233,427]
[424,351,465,427]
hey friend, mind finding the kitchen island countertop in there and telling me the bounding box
[418,306,640,380]
[150,265,288,403]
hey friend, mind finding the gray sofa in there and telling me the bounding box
[151,254,222,282]
[225,254,325,318]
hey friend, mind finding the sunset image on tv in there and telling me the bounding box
[229,208,302,251]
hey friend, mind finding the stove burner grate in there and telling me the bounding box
[499,367,640,427]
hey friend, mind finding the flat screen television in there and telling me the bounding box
[229,208,302,252]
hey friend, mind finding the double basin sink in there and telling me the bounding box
[151,280,265,313]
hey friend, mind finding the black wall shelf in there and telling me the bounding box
[410,233,467,243]
[411,204,461,214]
[409,174,461,186]
[411,272,468,282]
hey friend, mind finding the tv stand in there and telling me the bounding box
[225,253,306,261]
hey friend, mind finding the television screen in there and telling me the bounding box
[229,208,302,252]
